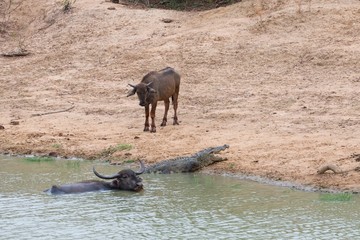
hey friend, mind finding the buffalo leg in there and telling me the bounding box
[161,99,170,126]
[150,102,157,133]
[144,105,150,131]
[172,93,179,125]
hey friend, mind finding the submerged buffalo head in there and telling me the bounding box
[127,83,156,107]
[93,160,145,192]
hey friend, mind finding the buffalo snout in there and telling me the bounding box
[139,102,146,107]
[135,182,143,191]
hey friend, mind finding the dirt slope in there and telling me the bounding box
[1,0,360,192]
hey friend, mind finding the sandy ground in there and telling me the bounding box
[1,0,360,192]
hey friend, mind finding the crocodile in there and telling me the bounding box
[145,144,229,174]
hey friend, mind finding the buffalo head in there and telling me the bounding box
[93,160,145,192]
[127,83,156,107]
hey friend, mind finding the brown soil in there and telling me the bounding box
[1,0,360,192]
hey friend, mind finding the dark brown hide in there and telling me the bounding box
[45,161,145,194]
[127,67,180,133]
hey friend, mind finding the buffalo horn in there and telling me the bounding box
[92,160,145,179]
[135,160,145,175]
[93,167,121,180]
[127,84,137,97]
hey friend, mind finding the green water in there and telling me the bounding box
[1,155,360,239]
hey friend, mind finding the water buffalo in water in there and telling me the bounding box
[44,161,145,194]
[127,67,181,133]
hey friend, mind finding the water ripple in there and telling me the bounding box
[1,157,360,239]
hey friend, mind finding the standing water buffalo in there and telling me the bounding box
[127,67,181,133]
[44,160,145,194]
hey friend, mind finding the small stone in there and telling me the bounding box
[161,18,173,23]
[10,120,19,125]
[48,152,58,157]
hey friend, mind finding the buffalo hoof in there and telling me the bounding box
[160,121,166,127]
[144,126,150,132]
[150,127,156,133]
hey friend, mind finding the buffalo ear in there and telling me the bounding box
[111,179,120,188]
[127,84,137,97]
[146,82,156,93]
[147,86,156,93]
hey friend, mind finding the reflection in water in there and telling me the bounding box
[1,156,360,239]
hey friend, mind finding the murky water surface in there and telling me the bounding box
[1,156,360,239]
